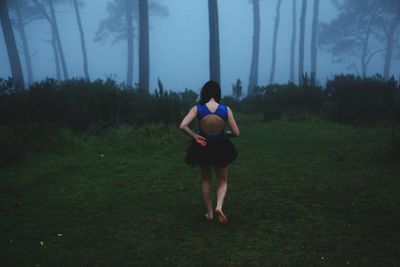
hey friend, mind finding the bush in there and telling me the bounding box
[0,77,200,163]
[236,74,400,124]
[0,124,77,165]
[0,126,26,164]
[262,83,324,121]
[241,86,266,114]
[0,77,200,132]
[221,96,241,113]
[324,74,399,123]
[388,128,400,158]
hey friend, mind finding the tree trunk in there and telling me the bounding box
[310,0,320,83]
[51,34,62,80]
[33,0,57,79]
[73,0,89,80]
[383,4,400,80]
[248,0,260,95]
[139,0,149,94]
[15,0,33,84]
[0,0,24,90]
[208,0,220,85]
[48,0,68,80]
[290,0,297,83]
[126,0,134,87]
[269,0,282,85]
[299,0,307,85]
[361,22,372,78]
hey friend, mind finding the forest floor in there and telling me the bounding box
[1,114,399,266]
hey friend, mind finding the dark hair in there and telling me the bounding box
[199,80,221,104]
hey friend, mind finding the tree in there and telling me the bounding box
[232,78,243,99]
[126,0,134,87]
[248,0,260,95]
[208,0,220,84]
[33,0,69,80]
[0,0,25,89]
[269,0,282,84]
[319,0,386,78]
[95,0,168,87]
[139,0,149,93]
[290,0,297,83]
[378,0,400,80]
[298,0,307,85]
[72,0,89,80]
[310,0,320,83]
[9,0,38,84]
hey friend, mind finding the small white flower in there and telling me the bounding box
[321,256,324,260]
[40,241,44,246]
[100,154,104,158]
[57,234,62,237]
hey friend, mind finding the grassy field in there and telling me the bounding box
[1,114,399,266]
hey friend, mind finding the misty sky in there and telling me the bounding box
[1,0,398,96]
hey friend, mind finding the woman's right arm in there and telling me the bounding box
[227,107,240,137]
[179,106,207,146]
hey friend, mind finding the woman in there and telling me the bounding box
[179,80,239,224]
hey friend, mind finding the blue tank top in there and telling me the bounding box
[196,103,228,141]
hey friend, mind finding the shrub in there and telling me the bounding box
[0,126,26,164]
[241,86,266,114]
[221,96,241,113]
[324,74,399,123]
[262,83,324,121]
[388,128,400,158]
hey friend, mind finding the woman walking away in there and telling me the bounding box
[179,80,239,224]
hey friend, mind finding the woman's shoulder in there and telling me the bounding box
[220,103,230,110]
[188,105,198,114]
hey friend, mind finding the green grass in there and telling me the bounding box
[1,115,399,266]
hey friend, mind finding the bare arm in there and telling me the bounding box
[179,106,207,146]
[227,107,240,137]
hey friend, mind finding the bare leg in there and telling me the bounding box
[215,166,228,223]
[200,165,213,219]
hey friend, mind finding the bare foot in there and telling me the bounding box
[215,209,227,224]
[205,211,214,220]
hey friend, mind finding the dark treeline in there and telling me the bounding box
[0,77,196,163]
[2,75,398,132]
[0,78,199,132]
[226,74,400,124]
[1,74,399,129]
[1,74,399,163]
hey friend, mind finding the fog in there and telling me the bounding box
[1,0,399,95]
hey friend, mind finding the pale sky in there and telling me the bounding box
[0,0,397,95]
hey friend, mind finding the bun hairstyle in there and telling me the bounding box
[199,80,221,104]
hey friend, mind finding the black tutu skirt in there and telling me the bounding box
[185,137,238,167]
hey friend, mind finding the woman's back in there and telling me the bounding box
[196,102,228,140]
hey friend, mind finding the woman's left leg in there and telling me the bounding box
[200,165,213,219]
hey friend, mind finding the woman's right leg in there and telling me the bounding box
[215,166,228,210]
[200,165,213,219]
[215,166,228,223]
